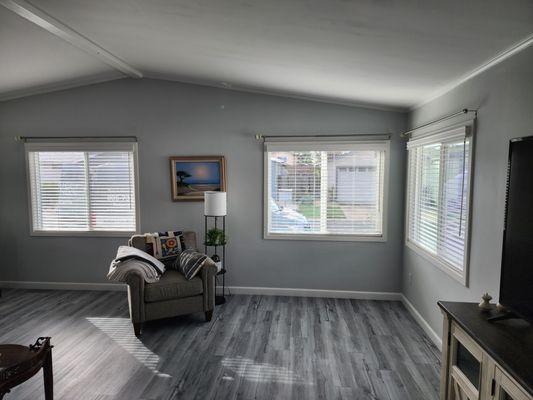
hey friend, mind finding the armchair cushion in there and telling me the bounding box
[144,270,203,303]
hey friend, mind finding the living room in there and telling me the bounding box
[0,1,532,399]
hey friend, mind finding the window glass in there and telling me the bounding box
[266,142,388,239]
[27,143,138,234]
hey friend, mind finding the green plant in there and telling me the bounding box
[205,228,227,246]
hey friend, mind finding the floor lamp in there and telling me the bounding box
[204,191,227,305]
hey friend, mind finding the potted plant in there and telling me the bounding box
[205,227,227,246]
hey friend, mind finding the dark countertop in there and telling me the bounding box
[438,301,533,396]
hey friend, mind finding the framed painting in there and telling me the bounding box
[170,156,226,201]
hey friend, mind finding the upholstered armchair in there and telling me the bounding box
[125,231,217,336]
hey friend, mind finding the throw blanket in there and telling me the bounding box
[107,246,166,283]
[108,259,160,283]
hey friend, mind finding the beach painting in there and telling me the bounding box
[170,156,226,201]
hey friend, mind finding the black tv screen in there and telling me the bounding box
[500,136,533,322]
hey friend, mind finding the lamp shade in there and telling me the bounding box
[204,191,227,216]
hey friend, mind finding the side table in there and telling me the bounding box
[0,337,53,399]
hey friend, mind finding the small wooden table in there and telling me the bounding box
[0,337,53,399]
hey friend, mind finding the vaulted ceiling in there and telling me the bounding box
[1,0,532,109]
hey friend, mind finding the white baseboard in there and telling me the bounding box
[0,280,127,292]
[2,281,399,300]
[401,294,442,348]
[1,280,440,348]
[218,285,402,301]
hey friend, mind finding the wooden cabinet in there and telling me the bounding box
[493,367,531,400]
[444,322,531,400]
[447,323,483,399]
[439,302,533,400]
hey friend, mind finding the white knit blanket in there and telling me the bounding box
[107,259,160,283]
[107,246,166,283]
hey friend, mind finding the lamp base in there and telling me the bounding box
[215,295,226,305]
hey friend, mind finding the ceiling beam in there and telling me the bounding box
[0,0,143,78]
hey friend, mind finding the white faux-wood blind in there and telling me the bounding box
[406,127,472,275]
[265,141,389,240]
[26,142,138,234]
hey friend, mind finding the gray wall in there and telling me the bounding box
[0,78,406,292]
[403,46,533,337]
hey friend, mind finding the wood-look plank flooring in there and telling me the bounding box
[0,289,440,399]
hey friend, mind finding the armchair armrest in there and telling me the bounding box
[125,271,146,324]
[200,259,217,311]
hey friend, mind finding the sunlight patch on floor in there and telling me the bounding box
[86,317,170,378]
[221,356,308,384]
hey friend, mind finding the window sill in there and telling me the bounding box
[30,230,136,238]
[265,232,386,242]
[405,240,468,286]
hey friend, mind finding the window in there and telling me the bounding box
[25,141,139,235]
[406,126,473,284]
[264,140,389,241]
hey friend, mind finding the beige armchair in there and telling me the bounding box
[126,231,217,336]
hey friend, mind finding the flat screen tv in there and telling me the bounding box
[499,135,533,322]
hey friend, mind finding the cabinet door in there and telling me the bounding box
[450,371,479,400]
[494,368,532,400]
[448,323,484,400]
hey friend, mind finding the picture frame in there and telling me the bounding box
[169,156,226,201]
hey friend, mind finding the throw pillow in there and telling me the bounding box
[142,231,185,267]
[159,235,182,259]
[178,250,211,280]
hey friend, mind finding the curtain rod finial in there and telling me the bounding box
[255,133,264,141]
[14,136,23,142]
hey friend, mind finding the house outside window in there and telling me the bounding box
[264,139,390,241]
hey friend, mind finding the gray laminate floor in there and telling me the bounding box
[0,289,440,400]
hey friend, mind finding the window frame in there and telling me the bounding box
[263,139,390,242]
[25,140,141,237]
[405,125,475,286]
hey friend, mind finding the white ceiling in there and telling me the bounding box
[1,0,532,109]
[0,7,120,96]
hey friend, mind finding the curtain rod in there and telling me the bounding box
[400,109,477,138]
[255,133,391,141]
[15,135,138,142]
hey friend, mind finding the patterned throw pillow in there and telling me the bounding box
[143,231,185,268]
[159,236,182,259]
[177,250,211,280]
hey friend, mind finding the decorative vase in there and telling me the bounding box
[479,293,492,311]
[211,254,222,272]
